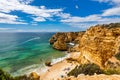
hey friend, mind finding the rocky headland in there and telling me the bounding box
[42,23,120,80]
[50,23,120,68]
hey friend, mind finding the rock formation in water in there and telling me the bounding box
[49,32,85,51]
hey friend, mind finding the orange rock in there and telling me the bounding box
[30,72,40,79]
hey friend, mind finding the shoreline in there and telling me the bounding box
[39,52,80,80]
[11,51,69,77]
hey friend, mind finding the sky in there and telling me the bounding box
[0,0,120,32]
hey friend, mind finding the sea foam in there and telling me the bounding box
[51,53,70,65]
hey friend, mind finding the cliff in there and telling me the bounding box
[49,23,120,68]
[79,23,120,68]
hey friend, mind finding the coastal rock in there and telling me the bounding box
[30,72,40,80]
[78,23,120,68]
[53,35,67,51]
[49,23,120,68]
[45,61,52,66]
[74,31,85,44]
[49,32,85,51]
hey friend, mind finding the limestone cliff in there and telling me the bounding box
[78,23,120,68]
[49,23,120,68]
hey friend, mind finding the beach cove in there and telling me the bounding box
[0,32,66,76]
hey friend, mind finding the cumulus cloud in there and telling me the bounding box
[19,0,34,4]
[61,15,101,23]
[0,0,62,24]
[93,0,120,5]
[102,7,120,16]
[0,12,26,24]
[33,17,46,22]
[0,0,119,29]
[60,14,120,28]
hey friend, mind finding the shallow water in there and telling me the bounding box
[0,32,65,75]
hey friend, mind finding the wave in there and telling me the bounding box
[21,37,41,45]
[0,37,41,51]
[12,53,69,76]
[51,53,70,65]
[12,63,46,76]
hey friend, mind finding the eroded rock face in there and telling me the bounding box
[49,32,85,51]
[79,24,120,68]
[53,35,67,51]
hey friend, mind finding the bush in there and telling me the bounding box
[66,58,78,63]
[115,53,120,60]
[104,69,120,75]
[67,63,104,77]
[0,69,14,80]
[0,69,39,80]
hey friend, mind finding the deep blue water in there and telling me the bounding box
[0,32,65,75]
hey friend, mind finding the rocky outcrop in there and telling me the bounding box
[30,72,40,80]
[78,23,120,68]
[49,32,85,51]
[53,35,67,51]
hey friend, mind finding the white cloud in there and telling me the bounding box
[56,13,71,19]
[102,7,120,16]
[0,0,62,24]
[75,5,79,9]
[0,12,27,24]
[0,0,119,29]
[59,0,120,29]
[93,0,120,16]
[19,0,34,4]
[0,28,14,31]
[33,17,46,22]
[0,28,60,32]
[61,15,101,23]
[93,0,120,5]
[60,13,120,28]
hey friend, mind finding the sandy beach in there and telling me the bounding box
[40,59,79,80]
[38,52,120,80]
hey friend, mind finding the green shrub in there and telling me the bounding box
[67,63,104,77]
[104,69,120,75]
[0,69,39,80]
[0,69,13,80]
[115,53,120,60]
[66,58,78,63]
[14,75,34,80]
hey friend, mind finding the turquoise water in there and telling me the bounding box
[0,32,65,75]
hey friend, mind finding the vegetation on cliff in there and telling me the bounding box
[67,63,120,77]
[67,63,103,77]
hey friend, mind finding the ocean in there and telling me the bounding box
[0,32,65,76]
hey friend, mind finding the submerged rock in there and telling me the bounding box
[45,61,52,66]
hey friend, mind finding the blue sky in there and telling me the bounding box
[0,0,120,32]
